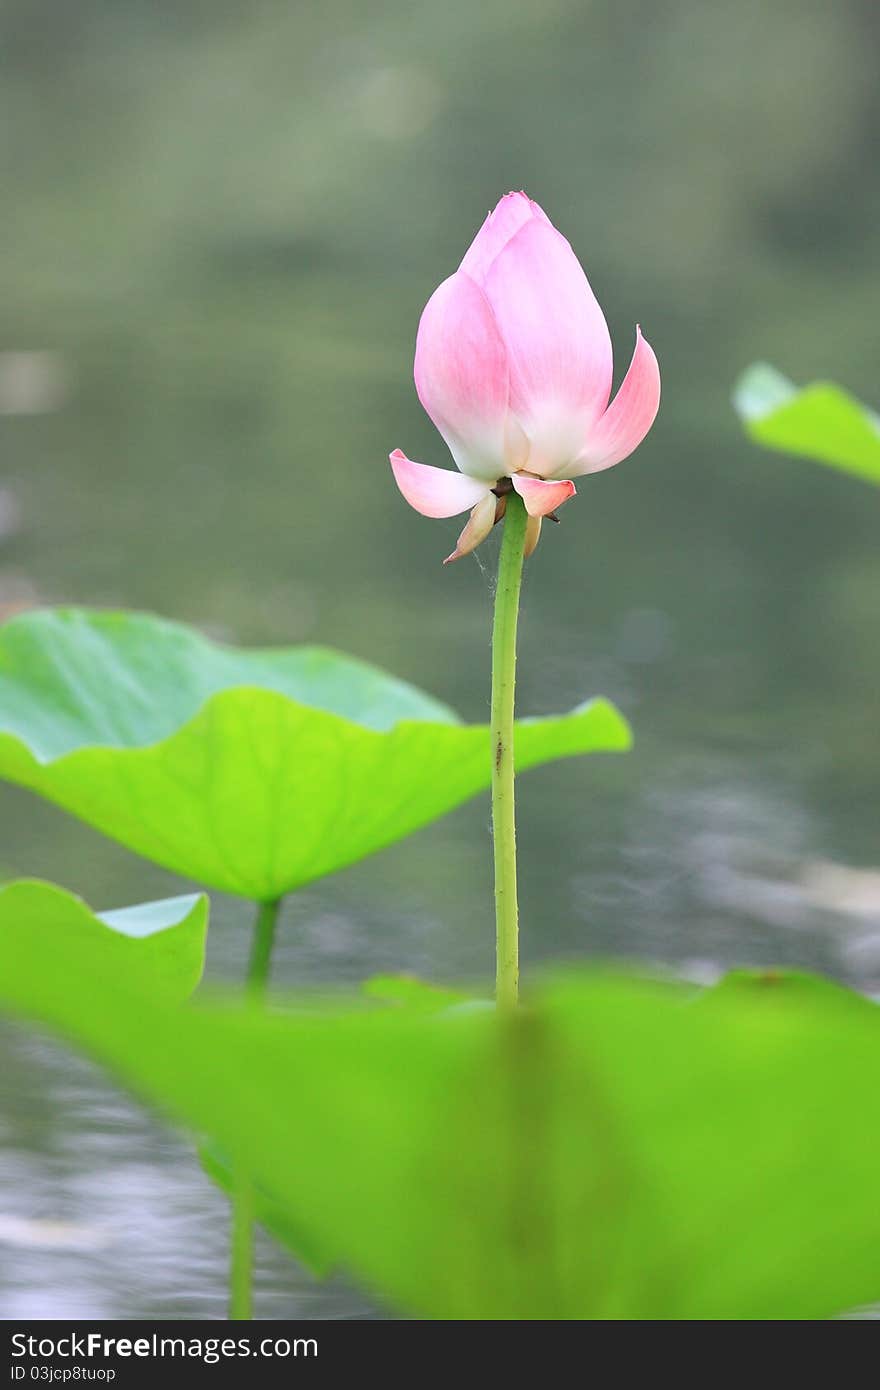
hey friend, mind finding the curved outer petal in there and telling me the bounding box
[389,450,492,517]
[523,514,542,560]
[442,492,498,565]
[459,191,550,286]
[414,271,511,482]
[572,327,661,476]
[482,220,613,477]
[510,473,576,517]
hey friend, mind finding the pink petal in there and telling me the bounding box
[573,327,661,475]
[443,492,498,565]
[389,450,492,518]
[459,192,549,286]
[510,473,576,517]
[414,271,511,482]
[482,219,613,475]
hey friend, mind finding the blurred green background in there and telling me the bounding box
[0,0,878,1318]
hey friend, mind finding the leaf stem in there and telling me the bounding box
[229,1161,255,1320]
[246,897,282,998]
[491,492,528,1010]
[229,895,283,1319]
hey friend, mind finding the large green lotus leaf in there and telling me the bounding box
[201,972,481,1278]
[0,608,631,900]
[734,363,880,484]
[4,937,880,1319]
[0,878,207,1003]
[199,1139,335,1279]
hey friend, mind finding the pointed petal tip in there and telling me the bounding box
[442,491,497,564]
[389,450,492,518]
[459,194,551,288]
[633,322,654,352]
[496,190,548,221]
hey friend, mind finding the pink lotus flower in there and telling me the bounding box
[390,192,660,562]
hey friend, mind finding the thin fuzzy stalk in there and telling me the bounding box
[490,492,528,1009]
[228,896,282,1319]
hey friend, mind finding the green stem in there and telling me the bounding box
[229,1161,255,1320]
[229,896,282,1320]
[246,897,282,999]
[491,492,528,1010]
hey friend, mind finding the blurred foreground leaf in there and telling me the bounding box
[2,922,879,1319]
[0,608,630,899]
[360,973,475,1012]
[206,971,483,1273]
[0,879,207,1003]
[199,1139,335,1279]
[734,363,880,484]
